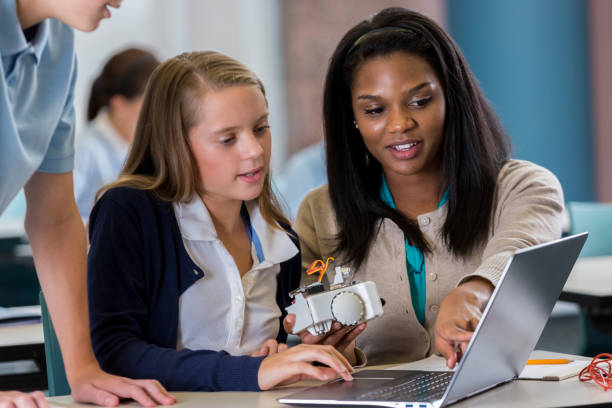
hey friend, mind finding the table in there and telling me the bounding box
[561,256,612,307]
[561,255,612,349]
[47,350,612,408]
[0,322,46,391]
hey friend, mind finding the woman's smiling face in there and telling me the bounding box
[351,51,446,180]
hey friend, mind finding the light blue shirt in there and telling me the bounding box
[275,140,326,220]
[0,0,77,215]
[74,111,129,218]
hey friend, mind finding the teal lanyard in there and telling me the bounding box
[379,176,448,325]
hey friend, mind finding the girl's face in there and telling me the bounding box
[189,85,271,206]
[351,51,446,180]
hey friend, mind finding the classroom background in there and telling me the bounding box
[1,0,612,390]
[66,0,609,202]
[1,0,610,218]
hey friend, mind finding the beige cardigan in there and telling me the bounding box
[295,160,564,365]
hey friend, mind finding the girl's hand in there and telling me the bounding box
[251,339,289,357]
[257,344,354,390]
[434,277,494,369]
[283,314,366,365]
[68,362,176,407]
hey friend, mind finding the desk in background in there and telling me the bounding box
[47,350,612,408]
[561,255,612,355]
[0,322,46,391]
[562,255,612,307]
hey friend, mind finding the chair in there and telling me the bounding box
[568,201,612,257]
[535,301,585,354]
[566,201,612,355]
[0,232,40,307]
[39,292,71,396]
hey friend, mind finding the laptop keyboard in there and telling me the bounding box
[357,371,453,402]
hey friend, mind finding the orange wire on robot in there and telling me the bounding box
[579,353,612,391]
[306,257,335,282]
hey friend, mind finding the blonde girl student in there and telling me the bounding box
[86,51,353,391]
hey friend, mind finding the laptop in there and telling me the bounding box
[278,232,588,408]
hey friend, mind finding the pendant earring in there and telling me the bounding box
[353,120,359,129]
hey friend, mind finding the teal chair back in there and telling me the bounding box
[39,292,71,396]
[568,201,612,257]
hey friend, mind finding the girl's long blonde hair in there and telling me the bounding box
[98,51,290,229]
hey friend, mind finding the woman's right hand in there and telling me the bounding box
[283,314,366,365]
[257,344,354,390]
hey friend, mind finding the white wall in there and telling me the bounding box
[74,0,287,170]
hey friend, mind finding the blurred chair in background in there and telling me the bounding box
[568,202,612,257]
[0,249,38,307]
[535,300,585,355]
[536,202,612,355]
[0,190,38,308]
[40,292,70,396]
[567,201,612,356]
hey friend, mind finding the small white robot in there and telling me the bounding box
[286,262,384,336]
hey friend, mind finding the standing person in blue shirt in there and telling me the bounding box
[74,48,160,218]
[87,50,354,391]
[0,1,175,407]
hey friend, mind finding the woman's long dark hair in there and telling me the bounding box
[324,7,511,269]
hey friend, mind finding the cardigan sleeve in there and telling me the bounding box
[88,192,264,391]
[461,160,565,286]
[294,188,329,287]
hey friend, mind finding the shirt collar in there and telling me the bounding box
[174,197,298,264]
[244,200,298,264]
[174,196,218,241]
[30,19,49,63]
[380,174,449,210]
[0,0,49,63]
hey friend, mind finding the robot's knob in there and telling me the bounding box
[330,291,364,326]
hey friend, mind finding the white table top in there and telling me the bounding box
[47,350,612,408]
[0,322,43,347]
[563,255,612,297]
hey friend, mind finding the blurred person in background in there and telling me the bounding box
[275,139,326,220]
[74,48,159,218]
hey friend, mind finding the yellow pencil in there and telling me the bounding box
[526,359,573,365]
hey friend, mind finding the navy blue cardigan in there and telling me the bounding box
[87,187,301,391]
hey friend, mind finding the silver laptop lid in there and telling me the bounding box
[441,232,588,406]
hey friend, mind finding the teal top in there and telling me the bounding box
[380,175,449,325]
